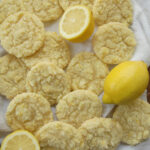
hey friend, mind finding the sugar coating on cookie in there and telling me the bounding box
[6,93,53,133]
[21,0,63,22]
[36,121,85,150]
[26,62,71,105]
[67,52,109,95]
[56,90,102,127]
[93,0,133,26]
[93,22,136,64]
[79,117,123,150]
[0,55,28,99]
[22,32,70,69]
[0,0,22,24]
[59,0,94,10]
[0,11,45,58]
[113,99,150,145]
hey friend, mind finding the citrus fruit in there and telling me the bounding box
[59,5,95,43]
[102,61,149,104]
[1,130,40,150]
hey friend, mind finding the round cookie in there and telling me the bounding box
[22,32,70,69]
[35,121,85,150]
[59,0,94,10]
[113,99,150,145]
[93,22,136,64]
[6,93,53,133]
[0,0,22,24]
[79,117,123,150]
[56,90,102,128]
[26,62,71,105]
[0,54,28,99]
[93,0,133,26]
[21,0,63,22]
[67,52,109,95]
[0,11,45,58]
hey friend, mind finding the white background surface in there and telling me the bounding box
[0,0,150,149]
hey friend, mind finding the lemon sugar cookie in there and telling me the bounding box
[79,117,123,150]
[113,99,150,145]
[26,62,71,105]
[0,0,22,24]
[22,32,70,69]
[67,52,109,95]
[93,22,136,64]
[0,11,45,58]
[21,0,63,22]
[0,55,28,99]
[36,121,85,150]
[56,90,102,127]
[93,0,133,26]
[6,93,53,133]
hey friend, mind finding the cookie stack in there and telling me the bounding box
[0,0,150,150]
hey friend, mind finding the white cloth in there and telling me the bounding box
[0,0,150,149]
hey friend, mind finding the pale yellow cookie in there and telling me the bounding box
[0,55,28,99]
[6,93,53,133]
[35,121,85,150]
[26,62,71,105]
[113,99,150,145]
[93,0,133,26]
[79,117,123,150]
[93,22,136,64]
[0,0,22,24]
[0,11,45,58]
[67,52,109,95]
[56,90,102,128]
[21,0,63,22]
[59,0,95,10]
[22,32,70,69]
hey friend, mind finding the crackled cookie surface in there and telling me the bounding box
[21,0,63,22]
[67,52,109,95]
[79,117,123,150]
[93,22,136,64]
[93,0,133,26]
[0,12,45,58]
[0,55,28,99]
[22,32,70,69]
[0,0,22,24]
[26,62,71,105]
[59,0,94,10]
[113,99,150,145]
[56,90,102,127]
[36,122,85,150]
[6,93,53,133]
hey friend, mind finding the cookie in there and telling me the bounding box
[67,52,109,95]
[59,0,94,10]
[56,90,102,128]
[113,99,150,145]
[79,117,123,150]
[21,0,63,22]
[26,62,71,105]
[93,22,136,64]
[22,32,70,69]
[93,0,133,26]
[0,55,28,99]
[6,93,53,133]
[35,121,85,150]
[0,11,45,58]
[0,0,22,24]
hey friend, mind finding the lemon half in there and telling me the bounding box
[59,5,95,43]
[1,130,40,150]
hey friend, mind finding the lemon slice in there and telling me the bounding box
[59,5,95,43]
[1,130,40,150]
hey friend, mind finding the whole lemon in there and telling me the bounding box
[102,61,149,104]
